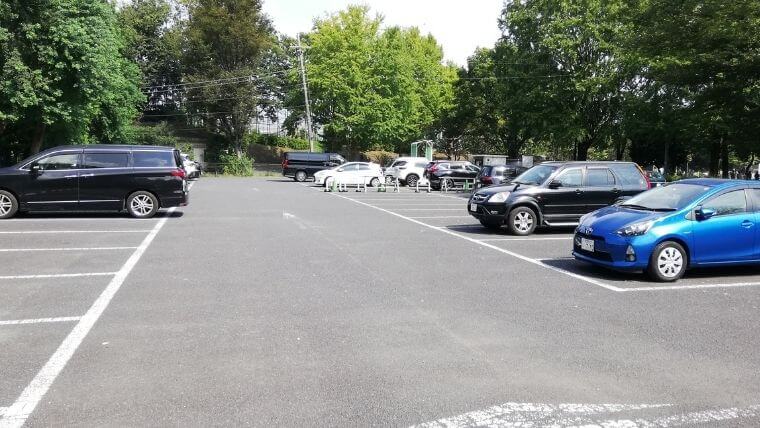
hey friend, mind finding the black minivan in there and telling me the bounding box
[468,161,650,235]
[282,152,346,182]
[0,145,189,219]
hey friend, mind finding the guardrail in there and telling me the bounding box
[438,177,478,193]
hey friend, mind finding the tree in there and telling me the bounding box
[182,0,284,157]
[0,0,143,156]
[288,6,455,154]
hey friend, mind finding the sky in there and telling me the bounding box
[262,0,504,66]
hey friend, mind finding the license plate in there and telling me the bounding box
[581,237,595,252]
[470,203,478,212]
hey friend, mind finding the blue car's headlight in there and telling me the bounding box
[488,192,510,203]
[617,220,654,236]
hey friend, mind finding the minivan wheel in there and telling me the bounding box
[127,191,159,219]
[647,241,686,282]
[405,174,419,187]
[508,207,537,236]
[370,177,380,187]
[294,170,307,182]
[0,190,19,219]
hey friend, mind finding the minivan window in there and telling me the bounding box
[514,165,558,185]
[35,153,80,170]
[609,164,646,187]
[133,151,176,168]
[83,153,129,169]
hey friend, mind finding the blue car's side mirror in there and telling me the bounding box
[695,207,716,220]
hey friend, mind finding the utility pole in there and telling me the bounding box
[296,34,314,152]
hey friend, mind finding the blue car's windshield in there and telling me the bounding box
[513,165,558,185]
[621,183,710,211]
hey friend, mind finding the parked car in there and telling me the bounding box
[468,161,650,235]
[314,162,383,187]
[282,152,346,182]
[573,179,760,282]
[181,153,200,179]
[646,170,667,187]
[476,164,529,188]
[385,157,429,187]
[0,145,189,219]
[428,161,480,190]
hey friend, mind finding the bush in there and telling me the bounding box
[125,122,179,147]
[221,153,254,176]
[244,132,311,151]
[363,150,397,166]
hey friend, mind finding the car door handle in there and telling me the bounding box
[741,220,754,228]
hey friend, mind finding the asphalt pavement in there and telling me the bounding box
[2,177,760,427]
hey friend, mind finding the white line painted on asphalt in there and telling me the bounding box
[0,317,82,326]
[407,215,478,219]
[2,218,159,222]
[0,230,152,235]
[479,237,573,241]
[324,192,625,292]
[0,247,138,253]
[392,208,465,211]
[412,402,673,428]
[0,207,176,428]
[0,272,117,280]
[623,281,760,292]
[0,409,5,418]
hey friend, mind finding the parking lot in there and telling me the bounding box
[2,178,760,427]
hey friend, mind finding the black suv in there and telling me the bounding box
[0,145,188,219]
[282,152,345,182]
[428,161,481,190]
[468,161,649,235]
[476,164,529,187]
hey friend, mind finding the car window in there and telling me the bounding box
[133,151,177,168]
[35,153,80,170]
[555,168,583,188]
[514,164,558,185]
[450,164,464,170]
[356,164,371,171]
[438,163,450,169]
[466,165,480,172]
[82,153,129,169]
[415,162,428,168]
[394,161,407,167]
[703,190,747,216]
[609,164,647,188]
[340,164,358,172]
[586,168,615,186]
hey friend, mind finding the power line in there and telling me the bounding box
[140,70,293,91]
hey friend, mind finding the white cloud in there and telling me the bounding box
[263,0,504,66]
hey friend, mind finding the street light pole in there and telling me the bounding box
[296,34,314,152]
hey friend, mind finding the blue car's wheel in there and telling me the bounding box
[647,241,687,282]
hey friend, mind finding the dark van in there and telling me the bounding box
[468,161,650,235]
[0,145,188,219]
[282,152,346,182]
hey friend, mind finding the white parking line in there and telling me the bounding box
[0,272,117,280]
[392,208,465,211]
[623,281,760,292]
[479,237,573,241]
[407,216,475,219]
[0,317,82,326]
[0,207,176,428]
[0,247,138,253]
[0,230,152,235]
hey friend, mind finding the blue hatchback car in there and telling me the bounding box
[573,179,760,281]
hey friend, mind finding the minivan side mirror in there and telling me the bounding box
[548,180,562,189]
[695,206,716,221]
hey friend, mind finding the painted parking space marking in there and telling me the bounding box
[0,207,176,428]
[407,215,475,219]
[0,272,117,281]
[411,401,760,428]
[0,247,138,253]
[392,208,465,211]
[0,230,153,235]
[478,237,573,242]
[0,317,82,326]
[622,281,760,292]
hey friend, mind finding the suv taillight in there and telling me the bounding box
[481,176,492,184]
[636,164,651,189]
[282,159,289,169]
[430,164,439,173]
[171,168,186,179]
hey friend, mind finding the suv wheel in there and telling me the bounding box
[294,170,307,182]
[479,219,502,230]
[127,191,159,219]
[0,190,19,219]
[405,174,419,187]
[508,206,537,236]
[647,241,686,282]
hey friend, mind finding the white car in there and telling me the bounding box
[385,157,429,187]
[314,162,383,187]
[181,153,199,179]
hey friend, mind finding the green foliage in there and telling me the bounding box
[244,132,310,151]
[125,122,179,147]
[220,152,254,176]
[362,150,397,166]
[288,6,456,153]
[0,0,143,154]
